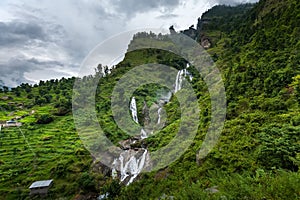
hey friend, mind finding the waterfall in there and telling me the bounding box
[157,107,162,124]
[112,159,118,179]
[161,91,172,103]
[109,96,150,185]
[174,67,193,92]
[109,66,193,187]
[116,149,148,185]
[130,97,139,123]
[140,128,148,139]
[186,71,193,81]
[126,149,148,185]
[186,63,193,81]
[174,69,185,93]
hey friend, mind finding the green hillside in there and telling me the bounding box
[0,0,299,199]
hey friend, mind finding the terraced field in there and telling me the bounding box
[0,115,93,199]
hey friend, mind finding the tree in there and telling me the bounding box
[78,172,96,192]
[258,126,300,171]
[36,114,54,124]
[290,75,300,103]
[3,86,9,93]
[104,179,121,199]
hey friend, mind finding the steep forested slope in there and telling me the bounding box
[115,0,300,199]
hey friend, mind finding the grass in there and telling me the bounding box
[0,113,93,199]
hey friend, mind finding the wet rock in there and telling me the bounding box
[142,101,150,126]
[118,139,132,150]
[92,160,112,177]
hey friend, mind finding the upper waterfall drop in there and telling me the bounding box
[130,97,139,124]
[174,64,193,93]
[157,107,162,125]
[174,69,186,93]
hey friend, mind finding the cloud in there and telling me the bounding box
[156,14,179,19]
[212,0,258,5]
[0,0,259,87]
[109,0,181,17]
[0,21,46,46]
[0,56,73,87]
[0,20,77,87]
[0,57,40,86]
[0,2,82,87]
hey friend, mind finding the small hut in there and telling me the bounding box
[4,119,22,127]
[6,120,16,125]
[29,179,53,196]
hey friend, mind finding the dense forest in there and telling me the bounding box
[0,0,299,199]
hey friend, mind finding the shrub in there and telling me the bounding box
[78,172,97,192]
[36,114,54,124]
[257,125,300,171]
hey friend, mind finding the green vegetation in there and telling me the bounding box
[0,79,101,199]
[114,0,300,199]
[0,0,299,199]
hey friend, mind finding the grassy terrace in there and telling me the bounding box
[0,114,92,199]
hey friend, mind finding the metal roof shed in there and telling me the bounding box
[29,179,53,196]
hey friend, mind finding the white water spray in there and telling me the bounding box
[130,97,139,123]
[116,149,148,185]
[157,107,162,124]
[174,69,186,93]
[140,128,148,139]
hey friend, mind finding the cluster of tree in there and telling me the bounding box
[198,4,254,33]
[0,77,75,115]
[132,31,169,41]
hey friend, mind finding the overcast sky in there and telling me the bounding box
[0,0,258,87]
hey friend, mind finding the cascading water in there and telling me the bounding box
[174,64,193,93]
[174,69,186,93]
[109,65,192,186]
[109,96,150,185]
[140,128,148,139]
[186,63,193,81]
[111,148,148,185]
[111,160,118,179]
[119,149,148,185]
[157,107,162,124]
[130,97,139,123]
